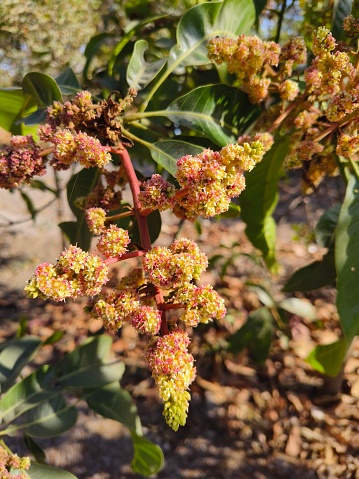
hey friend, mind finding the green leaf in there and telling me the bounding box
[59,168,99,250]
[83,32,115,81]
[43,331,64,345]
[227,307,274,365]
[278,297,317,320]
[131,210,162,245]
[169,0,255,67]
[24,435,46,464]
[55,336,125,389]
[239,137,289,269]
[21,394,77,438]
[336,172,359,340]
[86,381,141,434]
[19,191,36,220]
[151,140,204,176]
[56,68,81,96]
[166,85,258,147]
[0,336,42,393]
[332,0,353,41]
[22,73,63,108]
[306,338,347,377]
[314,204,341,248]
[253,0,267,17]
[131,432,164,476]
[29,180,57,195]
[0,88,38,135]
[26,462,78,479]
[282,252,336,292]
[127,40,166,90]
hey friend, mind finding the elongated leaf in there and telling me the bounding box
[0,336,42,393]
[56,67,81,95]
[22,73,62,108]
[166,85,258,147]
[20,191,36,220]
[278,297,317,320]
[227,307,274,364]
[239,137,289,269]
[336,172,359,340]
[131,432,164,476]
[306,338,347,377]
[169,0,255,67]
[56,336,125,389]
[86,381,141,434]
[23,435,46,464]
[332,0,353,41]
[151,140,204,176]
[127,40,166,90]
[314,204,341,248]
[58,221,93,251]
[0,88,38,135]
[26,462,78,479]
[22,394,77,438]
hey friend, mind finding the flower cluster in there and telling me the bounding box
[0,444,30,479]
[139,136,273,220]
[145,329,196,431]
[96,224,130,259]
[25,245,109,301]
[0,135,46,189]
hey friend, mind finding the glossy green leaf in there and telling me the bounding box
[239,137,289,269]
[21,394,77,438]
[166,85,258,147]
[127,40,166,90]
[0,336,42,393]
[227,307,274,364]
[55,336,124,389]
[58,221,93,251]
[22,72,62,108]
[151,140,204,176]
[314,204,341,248]
[278,298,317,320]
[131,432,164,476]
[86,381,141,434]
[282,252,336,292]
[306,338,347,377]
[169,0,255,67]
[332,0,353,41]
[0,366,54,423]
[26,462,78,479]
[56,67,81,95]
[0,88,38,134]
[336,173,359,340]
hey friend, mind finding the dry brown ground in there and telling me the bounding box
[1,172,358,479]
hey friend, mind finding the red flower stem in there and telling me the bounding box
[105,210,134,222]
[104,250,146,265]
[113,147,169,335]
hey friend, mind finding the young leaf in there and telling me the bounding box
[166,84,258,147]
[131,432,164,476]
[0,336,42,393]
[127,40,166,90]
[239,137,289,269]
[306,338,347,377]
[26,462,78,479]
[336,172,359,341]
[151,140,204,176]
[169,0,255,67]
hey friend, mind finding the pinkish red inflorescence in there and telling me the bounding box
[0,444,30,479]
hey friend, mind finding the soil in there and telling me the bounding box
[0,169,358,479]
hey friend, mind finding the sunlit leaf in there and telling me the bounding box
[306,338,347,377]
[0,88,38,134]
[127,40,166,90]
[131,432,164,476]
[22,72,62,108]
[278,297,317,320]
[151,140,203,176]
[26,462,78,479]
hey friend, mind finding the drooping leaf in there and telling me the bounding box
[127,40,166,90]
[55,335,125,389]
[86,381,141,434]
[282,251,336,292]
[131,432,164,476]
[151,140,204,176]
[314,204,341,248]
[166,84,259,147]
[336,172,359,341]
[21,394,77,438]
[0,88,38,135]
[22,73,63,108]
[19,191,36,220]
[0,336,42,393]
[26,462,78,479]
[306,338,347,377]
[56,67,81,95]
[332,0,353,41]
[23,435,46,464]
[169,0,255,67]
[239,137,289,269]
[227,307,274,364]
